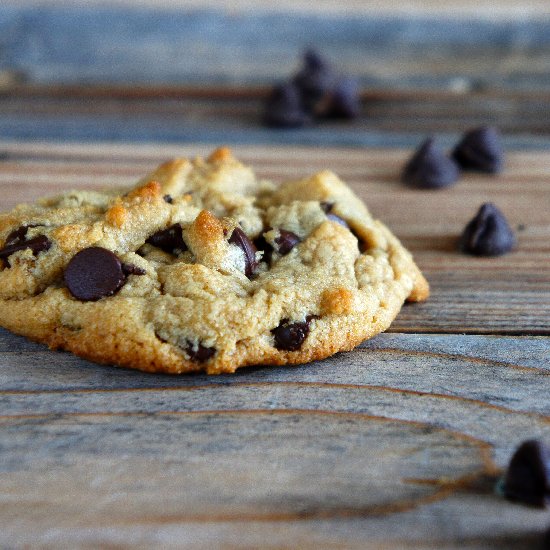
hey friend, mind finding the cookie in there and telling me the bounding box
[0,147,429,374]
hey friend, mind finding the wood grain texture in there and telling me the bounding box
[1,329,550,548]
[6,89,550,145]
[0,142,548,548]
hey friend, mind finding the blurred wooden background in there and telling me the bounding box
[2,1,550,145]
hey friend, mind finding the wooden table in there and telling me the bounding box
[0,141,548,548]
[1,2,550,548]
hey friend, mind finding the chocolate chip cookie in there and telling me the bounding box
[0,147,428,374]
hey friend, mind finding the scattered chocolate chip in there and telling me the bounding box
[263,82,310,129]
[229,227,258,278]
[163,194,173,203]
[264,50,360,128]
[274,230,301,255]
[324,77,361,119]
[402,138,460,189]
[293,49,336,111]
[459,202,516,256]
[146,224,187,255]
[452,126,504,173]
[504,440,550,508]
[121,263,146,276]
[271,317,312,351]
[186,341,216,362]
[0,234,51,265]
[64,247,126,301]
[517,224,526,231]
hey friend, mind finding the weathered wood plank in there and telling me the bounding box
[3,381,550,463]
[5,92,550,145]
[8,0,550,19]
[2,501,547,550]
[2,6,550,91]
[2,376,550,546]
[0,409,528,549]
[0,412,490,519]
[0,141,548,548]
[1,329,547,371]
[1,331,548,386]
[2,331,549,418]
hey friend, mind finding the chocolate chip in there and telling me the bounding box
[0,233,51,265]
[25,235,50,254]
[186,341,216,362]
[293,49,336,111]
[265,50,360,127]
[229,227,258,278]
[504,440,550,508]
[274,230,301,255]
[452,126,504,173]
[402,138,460,189]
[319,202,349,228]
[459,202,516,256]
[146,224,187,255]
[324,77,361,119]
[5,224,41,246]
[271,317,312,351]
[121,263,146,276]
[264,82,310,129]
[163,194,173,203]
[326,213,349,228]
[64,247,126,301]
[5,226,28,246]
[254,233,273,264]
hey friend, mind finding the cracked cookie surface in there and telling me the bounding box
[0,147,429,374]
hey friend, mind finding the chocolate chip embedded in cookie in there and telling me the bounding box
[274,230,301,256]
[0,147,428,374]
[146,224,187,255]
[64,247,126,301]
[0,224,52,267]
[228,227,258,278]
[272,317,313,351]
[186,341,216,362]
